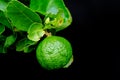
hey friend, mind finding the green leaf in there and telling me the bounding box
[3,34,16,53]
[27,22,45,41]
[23,46,34,53]
[6,0,42,31]
[0,0,9,11]
[0,35,6,42]
[0,35,6,53]
[0,44,4,53]
[16,38,37,52]
[30,0,72,31]
[0,0,17,11]
[4,34,16,48]
[0,45,3,53]
[0,46,6,53]
[0,0,8,12]
[0,11,12,29]
[0,24,5,35]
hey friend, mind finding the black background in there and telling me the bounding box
[0,0,119,79]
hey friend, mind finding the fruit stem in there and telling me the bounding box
[45,31,52,37]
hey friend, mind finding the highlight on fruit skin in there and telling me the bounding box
[36,36,73,70]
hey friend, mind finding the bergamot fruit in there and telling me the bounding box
[36,36,73,70]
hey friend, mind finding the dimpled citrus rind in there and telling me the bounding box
[36,36,72,70]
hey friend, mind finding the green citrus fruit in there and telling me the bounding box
[36,36,73,70]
